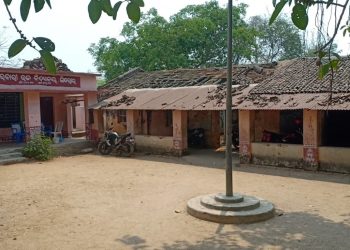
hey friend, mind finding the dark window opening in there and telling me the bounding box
[279,110,303,144]
[117,110,127,123]
[0,93,21,128]
[260,110,303,144]
[165,110,173,127]
[146,111,152,135]
[323,111,350,147]
[72,106,77,129]
[40,96,54,129]
[88,109,94,124]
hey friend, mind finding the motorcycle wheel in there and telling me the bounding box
[98,141,112,155]
[123,143,134,157]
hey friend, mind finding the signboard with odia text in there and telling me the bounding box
[0,72,80,88]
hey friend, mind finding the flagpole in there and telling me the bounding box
[225,0,233,197]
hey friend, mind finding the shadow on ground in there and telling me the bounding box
[116,211,350,250]
[126,149,350,185]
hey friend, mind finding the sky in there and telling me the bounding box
[0,0,349,73]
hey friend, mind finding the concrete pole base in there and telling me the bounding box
[187,193,275,224]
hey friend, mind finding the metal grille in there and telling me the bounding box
[0,93,21,128]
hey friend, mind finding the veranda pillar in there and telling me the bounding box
[209,111,221,148]
[84,93,98,140]
[23,92,41,138]
[303,109,321,168]
[172,110,188,156]
[66,103,73,138]
[238,110,255,163]
[127,110,141,136]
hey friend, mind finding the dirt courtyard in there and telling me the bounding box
[0,153,349,250]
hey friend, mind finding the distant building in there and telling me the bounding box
[94,64,274,155]
[93,57,350,174]
[0,58,99,142]
[238,57,350,173]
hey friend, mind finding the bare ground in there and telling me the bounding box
[0,152,349,250]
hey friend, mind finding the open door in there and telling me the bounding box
[40,97,54,130]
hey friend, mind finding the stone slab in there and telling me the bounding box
[187,193,275,224]
[201,194,260,211]
[214,193,244,203]
[0,157,28,166]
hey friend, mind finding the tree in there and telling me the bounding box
[89,1,256,80]
[169,1,255,65]
[88,8,184,80]
[270,0,350,78]
[249,15,303,63]
[2,0,145,73]
[303,35,340,57]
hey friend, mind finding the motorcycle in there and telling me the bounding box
[262,129,303,144]
[188,128,205,148]
[98,130,135,156]
[232,128,239,150]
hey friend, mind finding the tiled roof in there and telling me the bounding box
[97,63,276,101]
[250,57,350,95]
[238,92,350,110]
[92,85,254,111]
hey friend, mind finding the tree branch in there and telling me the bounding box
[312,1,345,8]
[319,0,350,51]
[4,2,37,51]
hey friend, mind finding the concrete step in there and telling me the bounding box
[0,152,23,159]
[72,130,86,138]
[0,147,23,155]
[201,195,261,211]
[187,193,275,224]
[0,156,28,165]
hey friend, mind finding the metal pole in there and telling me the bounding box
[225,0,233,197]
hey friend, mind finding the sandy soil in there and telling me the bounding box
[0,152,349,250]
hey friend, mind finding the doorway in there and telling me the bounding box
[40,97,54,130]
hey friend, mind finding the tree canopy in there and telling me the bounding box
[89,1,308,80]
[270,0,349,78]
[3,0,348,78]
[249,15,303,63]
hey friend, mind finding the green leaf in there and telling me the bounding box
[34,0,45,12]
[343,28,348,36]
[45,0,52,8]
[319,63,330,79]
[272,0,277,7]
[112,1,122,20]
[127,2,141,23]
[100,0,113,16]
[269,0,287,25]
[40,50,56,74]
[291,4,308,30]
[4,0,12,5]
[20,0,31,21]
[88,0,102,24]
[318,50,327,59]
[34,37,55,52]
[133,0,144,7]
[8,39,27,58]
[330,59,340,70]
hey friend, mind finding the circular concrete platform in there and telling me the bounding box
[187,193,275,224]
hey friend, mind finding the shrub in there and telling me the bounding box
[22,135,55,161]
